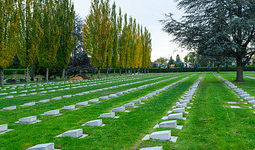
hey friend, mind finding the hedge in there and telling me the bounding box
[4,69,26,75]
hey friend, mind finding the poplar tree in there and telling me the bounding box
[38,0,60,83]
[0,0,18,86]
[16,0,41,84]
[55,0,76,81]
[111,2,118,77]
[117,8,123,76]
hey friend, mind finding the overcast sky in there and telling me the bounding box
[71,0,187,61]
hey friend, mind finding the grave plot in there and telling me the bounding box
[139,74,204,149]
[173,73,255,149]
[0,73,194,149]
[0,73,179,124]
[0,73,168,109]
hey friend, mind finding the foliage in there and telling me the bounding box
[154,57,168,65]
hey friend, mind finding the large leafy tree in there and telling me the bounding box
[0,0,19,86]
[16,0,41,84]
[162,0,255,82]
[55,0,76,81]
[38,0,60,83]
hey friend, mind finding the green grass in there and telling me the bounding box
[174,73,255,149]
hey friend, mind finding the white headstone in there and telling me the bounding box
[61,129,83,138]
[0,124,8,132]
[99,112,115,118]
[112,107,125,112]
[140,146,163,150]
[123,103,135,108]
[168,113,183,119]
[18,116,37,123]
[99,96,109,100]
[27,143,54,150]
[10,91,17,94]
[62,105,75,110]
[76,102,88,106]
[18,94,26,97]
[52,97,62,100]
[2,106,16,110]
[172,108,185,113]
[109,94,118,98]
[244,97,254,101]
[88,99,99,103]
[176,103,187,108]
[39,99,50,103]
[5,96,14,99]
[149,131,171,141]
[44,110,60,116]
[83,119,102,126]
[159,120,177,128]
[23,102,36,107]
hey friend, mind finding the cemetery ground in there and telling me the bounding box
[0,72,255,149]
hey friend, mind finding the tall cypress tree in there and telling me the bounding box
[55,0,76,81]
[16,0,41,84]
[38,0,60,83]
[0,0,19,86]
[111,2,118,77]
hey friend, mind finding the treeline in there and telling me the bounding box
[0,0,75,86]
[83,0,152,78]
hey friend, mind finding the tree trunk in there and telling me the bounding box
[236,56,244,82]
[62,68,65,81]
[0,69,4,86]
[120,68,122,76]
[25,67,29,84]
[98,68,100,78]
[217,65,220,73]
[130,68,132,75]
[125,68,127,76]
[114,68,116,77]
[144,68,146,73]
[106,67,109,78]
[46,68,49,83]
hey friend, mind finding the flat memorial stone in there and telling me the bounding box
[76,101,89,106]
[248,100,255,104]
[244,97,254,101]
[109,94,118,98]
[2,106,16,111]
[159,120,177,129]
[240,94,250,98]
[82,119,103,127]
[10,91,17,94]
[112,107,125,112]
[140,146,163,150]
[0,124,8,132]
[60,129,85,138]
[63,95,72,98]
[5,96,14,99]
[0,93,8,96]
[39,99,50,103]
[88,99,100,103]
[99,96,109,100]
[176,103,187,108]
[18,94,26,97]
[40,91,47,94]
[172,108,185,113]
[43,110,61,116]
[62,105,76,110]
[123,103,135,108]
[52,97,62,100]
[168,113,183,119]
[17,116,40,124]
[99,112,116,118]
[149,130,171,141]
[29,92,37,96]
[179,100,190,104]
[27,143,55,150]
[131,99,142,104]
[49,90,56,93]
[23,102,36,107]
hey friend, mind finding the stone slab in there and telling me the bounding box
[109,94,118,98]
[229,105,242,109]
[17,116,40,124]
[99,96,109,100]
[5,96,14,99]
[76,102,89,106]
[27,143,55,150]
[23,102,36,107]
[52,97,62,100]
[39,99,50,103]
[140,146,163,150]
[2,106,16,111]
[0,124,8,132]
[63,95,72,98]
[60,129,83,138]
[88,99,100,103]
[61,105,76,110]
[159,120,177,128]
[149,131,171,141]
[82,119,103,127]
[168,113,183,119]
[172,108,185,113]
[99,112,116,118]
[123,103,135,108]
[112,107,125,112]
[43,110,61,116]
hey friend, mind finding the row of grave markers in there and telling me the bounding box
[140,74,204,150]
[0,74,188,149]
